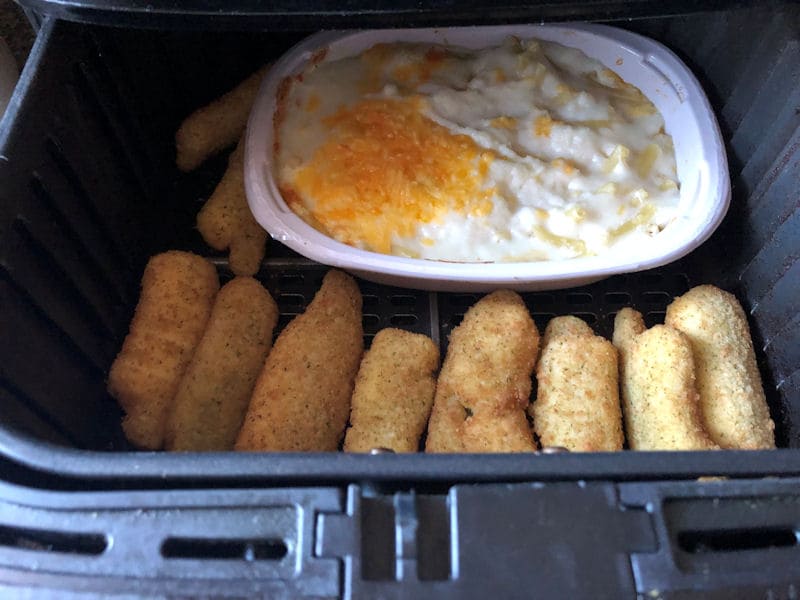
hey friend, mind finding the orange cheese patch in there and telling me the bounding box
[490,116,517,129]
[534,115,553,137]
[290,98,494,254]
[305,93,321,112]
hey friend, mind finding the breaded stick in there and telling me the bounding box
[108,251,219,449]
[176,65,269,172]
[611,307,646,356]
[532,316,623,452]
[425,290,538,453]
[541,314,593,345]
[196,137,268,276]
[614,314,718,450]
[235,270,363,451]
[165,277,279,451]
[344,328,439,453]
[666,285,775,449]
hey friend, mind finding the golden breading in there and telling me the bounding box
[665,285,775,449]
[196,137,268,276]
[164,277,279,451]
[235,270,363,451]
[108,251,219,449]
[532,317,623,452]
[611,307,646,357]
[344,328,439,453]
[425,290,538,453]
[541,314,593,345]
[175,65,269,172]
[617,323,718,450]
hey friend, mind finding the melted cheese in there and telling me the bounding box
[290,98,494,254]
[275,37,680,262]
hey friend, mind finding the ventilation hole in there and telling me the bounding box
[532,312,557,320]
[0,525,107,556]
[390,295,417,308]
[161,538,287,561]
[604,292,631,305]
[678,528,798,554]
[362,294,379,308]
[390,314,418,326]
[642,291,671,304]
[530,293,555,306]
[363,314,381,328]
[279,273,304,285]
[644,311,666,327]
[360,498,395,580]
[278,293,305,308]
[566,292,593,305]
[573,312,598,325]
[417,496,451,581]
[449,294,479,308]
[277,313,298,330]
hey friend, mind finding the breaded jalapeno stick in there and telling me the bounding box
[532,316,623,452]
[426,290,538,453]
[666,285,775,449]
[108,251,219,449]
[196,137,268,276]
[613,309,717,450]
[235,270,363,451]
[344,328,440,453]
[165,277,279,451]
[175,65,269,172]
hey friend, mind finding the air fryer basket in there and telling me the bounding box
[0,7,798,485]
[0,10,800,480]
[0,5,799,598]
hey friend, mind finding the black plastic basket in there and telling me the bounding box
[0,4,798,597]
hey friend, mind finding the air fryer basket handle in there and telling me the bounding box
[1,479,799,597]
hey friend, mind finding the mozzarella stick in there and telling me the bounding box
[665,285,775,449]
[108,251,219,449]
[228,207,268,276]
[344,328,439,453]
[175,65,269,172]
[532,317,623,452]
[196,137,268,276]
[235,270,363,451]
[611,307,646,357]
[541,314,593,345]
[165,277,279,451]
[426,290,538,453]
[617,321,718,450]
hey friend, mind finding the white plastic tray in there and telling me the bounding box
[245,25,730,292]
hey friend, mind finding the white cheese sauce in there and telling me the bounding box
[276,37,680,262]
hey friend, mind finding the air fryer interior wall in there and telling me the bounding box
[0,6,797,466]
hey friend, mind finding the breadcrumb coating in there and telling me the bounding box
[235,270,363,451]
[109,251,219,449]
[666,285,775,449]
